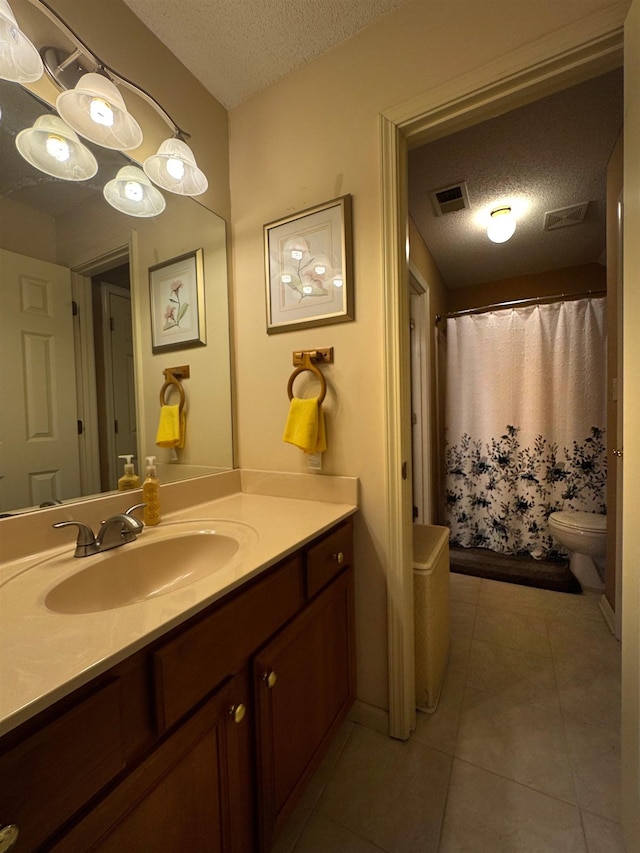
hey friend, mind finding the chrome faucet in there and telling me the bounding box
[53,503,146,557]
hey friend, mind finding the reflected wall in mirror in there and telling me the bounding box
[0,78,234,515]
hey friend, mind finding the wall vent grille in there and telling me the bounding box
[430,182,470,216]
[544,202,590,231]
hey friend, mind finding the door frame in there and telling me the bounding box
[380,6,625,740]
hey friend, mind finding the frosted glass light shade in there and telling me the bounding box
[16,114,98,181]
[0,0,43,83]
[487,206,516,243]
[56,72,143,150]
[143,137,208,196]
[103,165,165,217]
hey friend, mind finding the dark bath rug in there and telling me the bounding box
[449,546,582,594]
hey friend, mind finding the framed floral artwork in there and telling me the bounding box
[264,194,354,334]
[149,248,206,352]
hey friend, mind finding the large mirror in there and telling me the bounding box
[0,76,233,515]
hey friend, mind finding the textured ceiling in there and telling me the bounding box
[121,0,413,109]
[408,69,624,289]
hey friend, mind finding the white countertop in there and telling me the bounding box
[0,484,357,738]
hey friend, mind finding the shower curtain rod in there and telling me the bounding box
[436,288,606,323]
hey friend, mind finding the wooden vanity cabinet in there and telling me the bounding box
[0,518,354,852]
[254,565,355,846]
[50,668,254,853]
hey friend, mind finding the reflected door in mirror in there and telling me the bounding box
[0,248,80,512]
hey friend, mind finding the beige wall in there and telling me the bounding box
[447,263,606,314]
[0,197,57,261]
[229,0,624,712]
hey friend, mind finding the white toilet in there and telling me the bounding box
[548,511,607,591]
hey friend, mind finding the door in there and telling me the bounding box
[409,265,432,525]
[0,248,80,512]
[253,568,355,849]
[51,669,255,853]
[622,2,640,846]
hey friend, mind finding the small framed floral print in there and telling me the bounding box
[264,195,354,334]
[149,248,206,352]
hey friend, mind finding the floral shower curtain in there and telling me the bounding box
[444,297,607,559]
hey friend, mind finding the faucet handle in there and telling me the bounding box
[124,502,146,517]
[124,503,146,532]
[52,521,98,557]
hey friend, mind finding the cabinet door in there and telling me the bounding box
[52,669,255,853]
[254,567,355,848]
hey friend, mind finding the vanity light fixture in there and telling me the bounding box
[143,136,208,196]
[103,164,166,217]
[56,71,143,151]
[0,0,43,83]
[15,113,98,180]
[487,206,517,243]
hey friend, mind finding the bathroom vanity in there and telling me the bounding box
[0,473,357,851]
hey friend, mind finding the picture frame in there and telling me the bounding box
[149,248,206,353]
[264,194,353,334]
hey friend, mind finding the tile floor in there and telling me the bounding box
[273,574,626,852]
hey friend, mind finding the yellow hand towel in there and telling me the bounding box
[156,404,186,449]
[283,397,327,453]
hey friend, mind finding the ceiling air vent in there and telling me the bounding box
[430,181,470,216]
[544,202,589,231]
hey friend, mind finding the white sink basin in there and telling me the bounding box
[43,519,258,614]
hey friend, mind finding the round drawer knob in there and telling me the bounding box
[333,551,345,564]
[0,825,19,852]
[263,670,277,689]
[229,703,246,724]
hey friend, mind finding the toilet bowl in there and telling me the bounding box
[548,511,607,591]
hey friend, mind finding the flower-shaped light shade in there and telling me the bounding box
[56,72,143,151]
[16,114,98,181]
[103,165,165,217]
[0,0,44,82]
[487,206,517,243]
[143,137,208,196]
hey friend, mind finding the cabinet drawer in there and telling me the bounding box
[305,519,353,598]
[154,555,304,732]
[0,678,124,851]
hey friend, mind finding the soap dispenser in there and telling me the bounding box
[142,456,161,525]
[117,455,141,491]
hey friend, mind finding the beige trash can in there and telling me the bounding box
[413,524,451,713]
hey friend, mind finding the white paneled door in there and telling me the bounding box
[0,249,80,512]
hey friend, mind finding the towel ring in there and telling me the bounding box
[159,377,185,412]
[287,357,327,404]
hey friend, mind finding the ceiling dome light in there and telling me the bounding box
[487,206,516,243]
[56,72,143,150]
[143,137,208,196]
[0,0,43,82]
[15,114,98,181]
[103,165,165,217]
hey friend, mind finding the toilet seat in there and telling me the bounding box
[550,511,606,533]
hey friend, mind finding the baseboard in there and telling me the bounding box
[599,594,620,639]
[348,700,389,736]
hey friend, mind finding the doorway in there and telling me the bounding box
[71,247,134,496]
[93,266,136,491]
[379,12,624,741]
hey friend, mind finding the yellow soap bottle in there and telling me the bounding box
[142,456,161,526]
[118,455,141,491]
